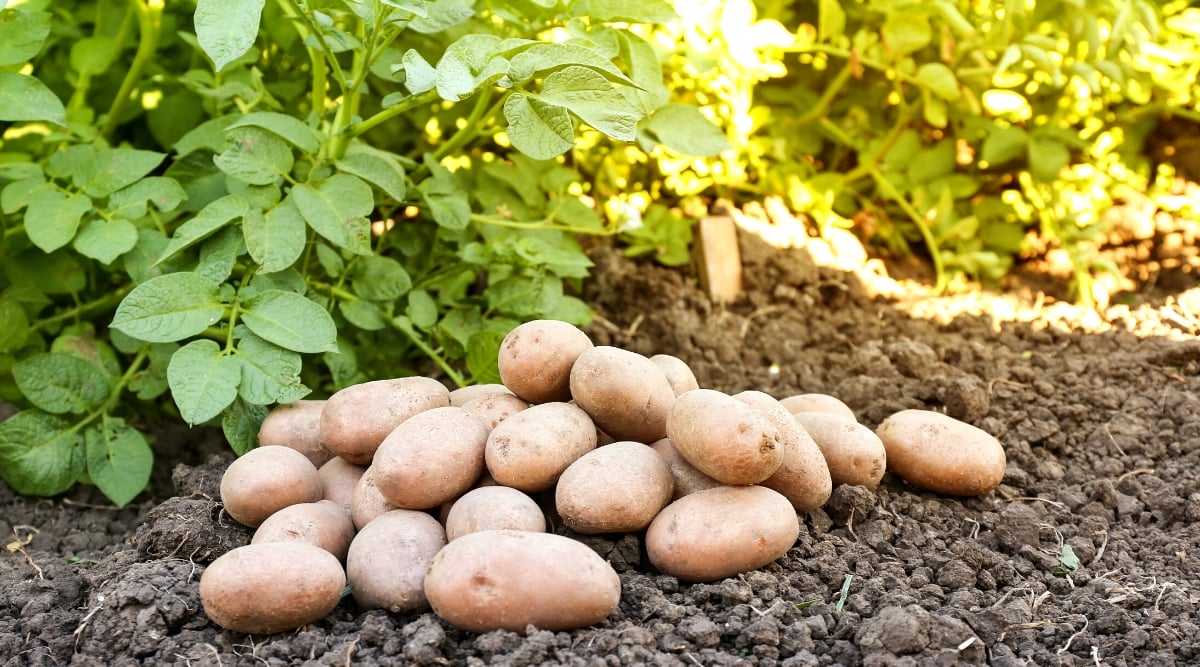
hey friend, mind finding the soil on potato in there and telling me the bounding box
[4,222,1200,666]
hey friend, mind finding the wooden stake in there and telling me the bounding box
[695,215,742,303]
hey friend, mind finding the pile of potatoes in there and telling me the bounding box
[200,320,1006,635]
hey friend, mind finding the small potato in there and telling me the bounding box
[793,412,886,489]
[424,530,621,633]
[876,409,1005,496]
[320,377,449,465]
[736,391,832,512]
[347,509,446,613]
[650,438,722,499]
[350,467,397,530]
[200,542,345,634]
[650,354,700,396]
[258,400,333,468]
[462,392,530,432]
[251,500,355,562]
[779,393,856,420]
[220,445,323,528]
[570,346,674,443]
[318,457,367,516]
[449,383,513,407]
[556,441,674,534]
[646,486,799,582]
[372,407,488,510]
[498,320,594,403]
[666,389,783,485]
[444,486,546,540]
[485,402,597,492]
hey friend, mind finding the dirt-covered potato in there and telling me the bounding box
[424,530,621,633]
[650,438,722,499]
[372,407,488,510]
[735,391,833,512]
[257,400,333,468]
[665,389,783,485]
[199,542,345,634]
[569,346,675,443]
[250,500,355,562]
[350,467,397,530]
[461,392,530,432]
[320,377,449,465]
[318,457,367,516]
[220,445,323,528]
[876,409,1005,496]
[650,354,700,396]
[556,441,674,534]
[779,393,856,420]
[793,412,886,489]
[485,402,597,492]
[346,509,446,613]
[444,486,546,541]
[645,485,799,582]
[498,320,594,404]
[449,383,513,407]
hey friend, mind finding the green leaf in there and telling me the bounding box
[221,398,269,456]
[818,0,846,43]
[73,218,139,264]
[0,410,84,497]
[245,198,306,273]
[339,299,388,330]
[159,194,248,264]
[406,289,438,330]
[24,184,92,252]
[111,272,225,343]
[1,177,42,214]
[466,330,504,385]
[615,31,669,112]
[13,353,112,414]
[409,0,474,34]
[640,103,728,157]
[240,290,338,353]
[228,112,322,154]
[1054,543,1081,576]
[69,36,120,75]
[46,144,96,183]
[235,332,309,405]
[82,149,167,198]
[506,42,633,86]
[350,255,412,301]
[291,173,374,253]
[174,115,238,156]
[84,419,152,507]
[337,151,407,202]
[417,156,470,229]
[401,48,437,94]
[168,339,242,425]
[567,0,676,22]
[916,63,960,101]
[0,7,53,66]
[536,65,641,141]
[504,94,576,160]
[436,34,506,101]
[1027,136,1070,182]
[980,126,1028,166]
[882,13,931,56]
[128,343,177,401]
[0,295,29,353]
[214,127,294,186]
[108,177,187,219]
[196,226,244,283]
[195,0,266,72]
[0,71,65,124]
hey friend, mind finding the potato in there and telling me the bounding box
[350,467,397,530]
[665,389,783,485]
[650,354,700,396]
[251,500,356,562]
[646,486,799,582]
[876,409,1005,496]
[779,393,856,420]
[793,412,886,489]
[485,402,597,492]
[498,320,594,403]
[346,509,446,613]
[424,530,621,633]
[735,391,833,512]
[556,441,674,534]
[462,392,530,432]
[220,445,323,528]
[449,383,513,407]
[650,438,722,499]
[372,407,488,510]
[199,542,345,635]
[444,486,546,540]
[318,457,367,516]
[570,346,675,443]
[257,400,333,468]
[320,377,449,465]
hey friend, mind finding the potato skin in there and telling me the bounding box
[200,542,345,634]
[650,354,700,396]
[779,393,856,420]
[220,445,323,528]
[318,457,367,516]
[444,486,546,541]
[736,391,833,512]
[424,530,621,633]
[646,486,799,582]
[793,412,886,489]
[485,402,597,492]
[876,409,1005,496]
[372,406,488,510]
[251,500,356,562]
[257,400,333,468]
[350,467,397,530]
[666,389,783,485]
[462,392,530,432]
[570,346,675,443]
[347,510,446,613]
[320,377,449,465]
[449,383,513,407]
[498,320,594,403]
[556,441,674,534]
[650,438,722,499]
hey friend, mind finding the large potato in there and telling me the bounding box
[793,412,886,489]
[876,409,1005,496]
[779,393,856,420]
[462,392,530,432]
[251,500,356,562]
[318,457,367,516]
[666,389,783,485]
[485,402,597,492]
[444,486,546,541]
[449,383,513,407]
[200,542,345,634]
[498,320,594,403]
[736,391,833,512]
[350,467,397,530]
[220,445,323,528]
[650,354,700,396]
[257,400,333,468]
[372,407,488,510]
[556,441,674,534]
[650,438,722,499]
[646,486,799,582]
[346,509,446,613]
[570,346,674,443]
[424,530,621,633]
[320,377,449,465]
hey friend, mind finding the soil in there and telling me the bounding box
[4,215,1200,666]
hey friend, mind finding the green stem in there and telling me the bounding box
[794,63,853,126]
[96,346,151,417]
[431,89,498,162]
[282,0,348,90]
[101,0,163,139]
[469,212,612,236]
[871,167,947,292]
[391,319,467,387]
[352,90,441,139]
[844,100,921,183]
[30,288,132,333]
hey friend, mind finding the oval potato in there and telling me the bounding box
[485,402,597,492]
[779,393,856,420]
[570,346,675,443]
[735,391,833,512]
[793,412,886,489]
[347,509,446,613]
[666,389,783,485]
[650,354,700,396]
[876,409,1005,496]
[650,438,722,499]
[220,446,323,528]
[498,320,594,404]
[449,383,513,407]
[444,486,546,541]
[257,400,333,468]
[350,467,397,530]
[251,500,356,562]
[462,392,530,433]
[556,441,674,534]
[320,377,449,465]
[372,406,488,510]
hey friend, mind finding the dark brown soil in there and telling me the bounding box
[3,227,1200,666]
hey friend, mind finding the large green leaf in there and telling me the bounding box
[158,194,248,264]
[239,290,338,353]
[235,331,309,405]
[74,218,139,264]
[194,0,266,71]
[221,398,269,456]
[350,256,413,301]
[81,149,166,198]
[535,65,641,141]
[24,184,91,252]
[639,104,728,157]
[567,0,676,22]
[291,174,374,253]
[213,127,294,185]
[12,353,112,415]
[504,94,576,160]
[0,7,53,66]
[336,150,407,202]
[110,272,225,343]
[84,419,153,507]
[0,71,65,124]
[168,339,242,425]
[244,198,306,273]
[228,112,322,154]
[0,410,84,497]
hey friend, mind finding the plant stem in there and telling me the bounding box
[352,90,441,139]
[432,89,497,162]
[30,288,132,333]
[391,318,466,387]
[794,63,853,126]
[844,100,921,183]
[469,212,611,236]
[101,0,163,139]
[871,167,947,292]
